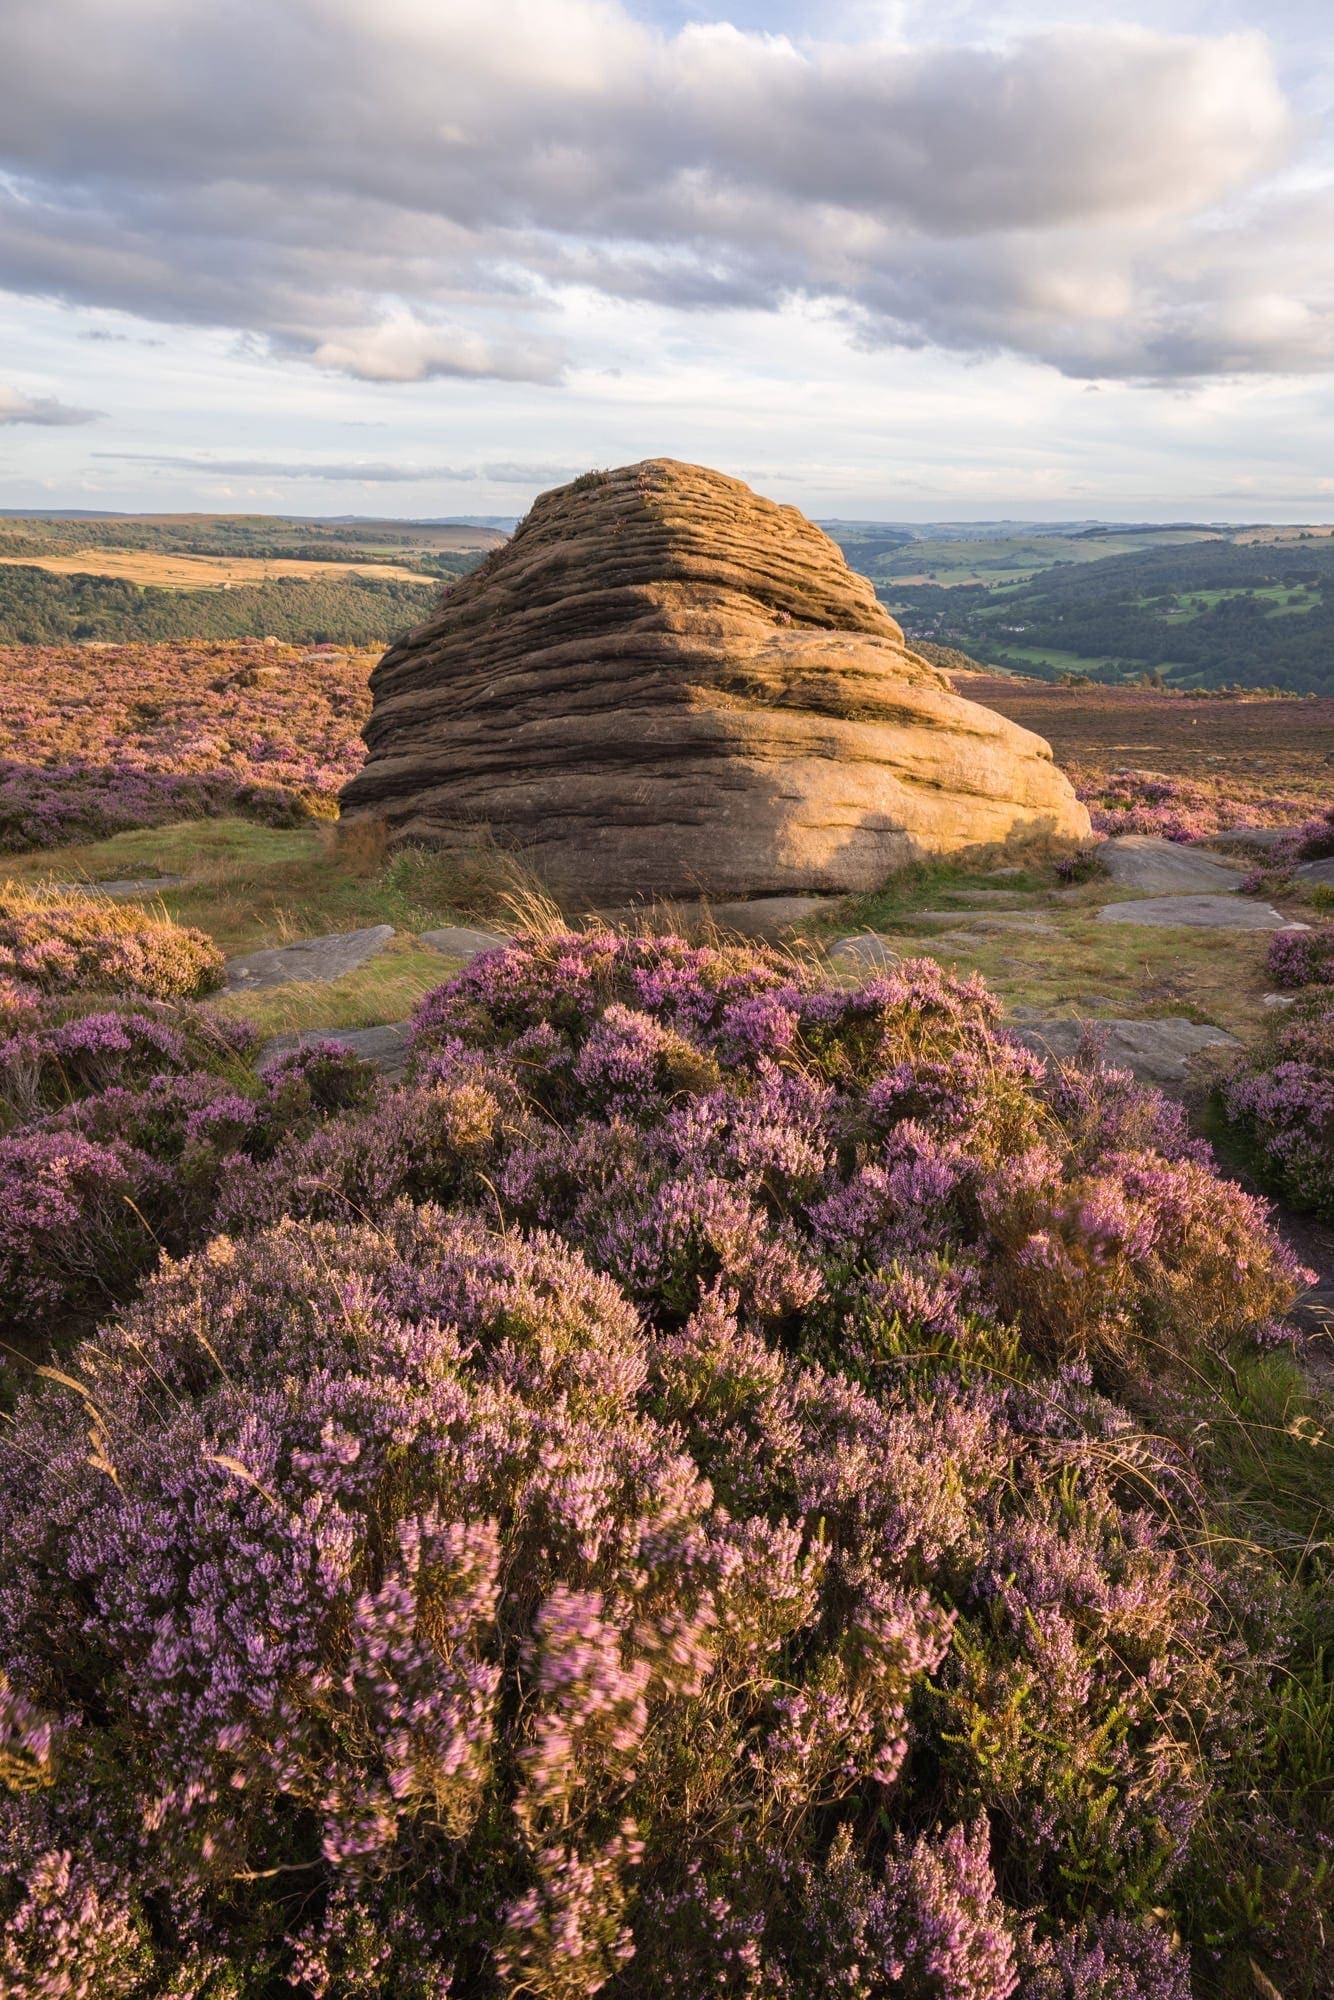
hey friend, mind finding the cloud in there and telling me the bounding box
[95,453,583,484]
[0,0,1323,382]
[309,314,563,385]
[0,386,102,425]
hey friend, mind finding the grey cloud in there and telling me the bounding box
[95,454,583,484]
[0,0,1323,381]
[0,386,102,425]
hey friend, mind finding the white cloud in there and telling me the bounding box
[0,0,1320,383]
[309,314,563,384]
[0,385,102,425]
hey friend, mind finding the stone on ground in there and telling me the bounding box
[1297,857,1334,885]
[829,932,899,970]
[340,458,1090,902]
[223,924,395,992]
[418,925,511,959]
[1098,836,1244,894]
[1010,1016,1240,1090]
[52,876,190,899]
[1097,895,1306,931]
[260,1021,412,1078]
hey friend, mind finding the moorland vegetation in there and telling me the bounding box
[0,636,1328,1997]
[0,640,371,848]
[0,906,1329,1999]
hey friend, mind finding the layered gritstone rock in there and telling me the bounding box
[340,459,1090,901]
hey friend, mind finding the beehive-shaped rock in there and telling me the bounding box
[340,459,1090,899]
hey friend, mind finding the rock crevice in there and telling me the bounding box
[341,459,1090,900]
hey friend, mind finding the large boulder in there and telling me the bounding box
[340,460,1090,902]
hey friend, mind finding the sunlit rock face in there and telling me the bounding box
[340,458,1090,900]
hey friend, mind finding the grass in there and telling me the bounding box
[8,819,521,958]
[7,818,529,1038]
[8,802,1324,1055]
[1158,585,1322,622]
[7,820,1296,1043]
[808,854,1284,1038]
[213,939,464,1038]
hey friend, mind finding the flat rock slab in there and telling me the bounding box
[1297,857,1334,886]
[1010,1016,1240,1090]
[51,876,190,899]
[1097,895,1306,931]
[829,932,900,971]
[1100,836,1244,894]
[260,1021,412,1079]
[224,924,395,992]
[418,925,511,959]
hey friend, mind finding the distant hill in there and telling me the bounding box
[0,510,491,644]
[0,565,440,646]
[2,506,1331,688]
[823,522,1334,696]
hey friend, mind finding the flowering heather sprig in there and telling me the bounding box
[0,1126,160,1331]
[0,1850,153,2000]
[0,891,223,1000]
[1019,1912,1192,2000]
[881,1816,1018,2000]
[0,977,41,1036]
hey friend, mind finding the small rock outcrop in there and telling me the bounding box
[223,925,394,993]
[1010,1017,1240,1091]
[1099,836,1244,895]
[341,460,1090,902]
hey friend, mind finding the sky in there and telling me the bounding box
[2,0,1333,523]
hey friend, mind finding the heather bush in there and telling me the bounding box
[0,1126,164,1333]
[0,994,254,1126]
[1053,847,1105,884]
[1222,990,1334,1220]
[1295,803,1334,861]
[0,888,223,999]
[397,934,1300,1372]
[0,995,369,1347]
[1266,924,1334,990]
[0,1205,1282,1996]
[0,933,1322,1995]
